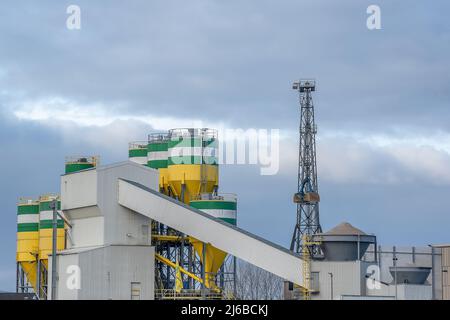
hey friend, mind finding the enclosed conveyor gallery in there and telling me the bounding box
[118,179,305,288]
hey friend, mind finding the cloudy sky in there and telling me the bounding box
[1,1,449,290]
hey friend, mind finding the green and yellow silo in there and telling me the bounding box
[129,142,148,165]
[167,128,219,204]
[38,194,65,268]
[65,156,97,174]
[148,133,170,194]
[189,197,237,226]
[189,195,237,288]
[166,128,233,289]
[16,198,40,291]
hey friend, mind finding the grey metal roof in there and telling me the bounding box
[322,222,367,236]
[430,244,450,248]
[61,160,158,176]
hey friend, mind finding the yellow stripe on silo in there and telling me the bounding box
[38,196,65,261]
[17,200,40,292]
[167,164,218,204]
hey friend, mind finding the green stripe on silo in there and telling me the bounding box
[203,156,218,165]
[168,156,218,166]
[168,138,217,149]
[129,148,148,158]
[168,155,200,165]
[190,201,237,210]
[65,163,94,174]
[148,141,168,169]
[17,205,39,215]
[39,220,65,229]
[220,218,237,225]
[205,139,217,148]
[189,200,237,225]
[148,160,168,169]
[168,138,202,148]
[17,223,39,232]
[39,201,61,211]
[148,143,168,152]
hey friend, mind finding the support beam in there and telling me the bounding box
[155,253,203,284]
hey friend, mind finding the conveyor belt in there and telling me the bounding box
[118,179,305,287]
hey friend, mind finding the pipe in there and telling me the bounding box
[233,256,237,298]
[15,263,19,293]
[357,234,361,261]
[50,199,58,300]
[202,242,206,298]
[37,259,41,299]
[328,272,334,300]
[429,245,436,300]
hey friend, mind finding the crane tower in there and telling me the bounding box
[290,79,322,255]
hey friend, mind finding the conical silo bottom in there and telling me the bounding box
[190,237,227,290]
[20,261,38,293]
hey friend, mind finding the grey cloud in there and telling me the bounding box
[1,1,449,130]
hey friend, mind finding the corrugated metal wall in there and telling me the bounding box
[78,245,154,300]
[311,261,366,300]
[54,245,155,300]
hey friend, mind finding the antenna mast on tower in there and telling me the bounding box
[290,79,322,255]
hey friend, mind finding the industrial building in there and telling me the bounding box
[284,223,442,300]
[15,81,449,300]
[16,128,305,300]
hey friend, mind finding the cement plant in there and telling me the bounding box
[13,80,450,300]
